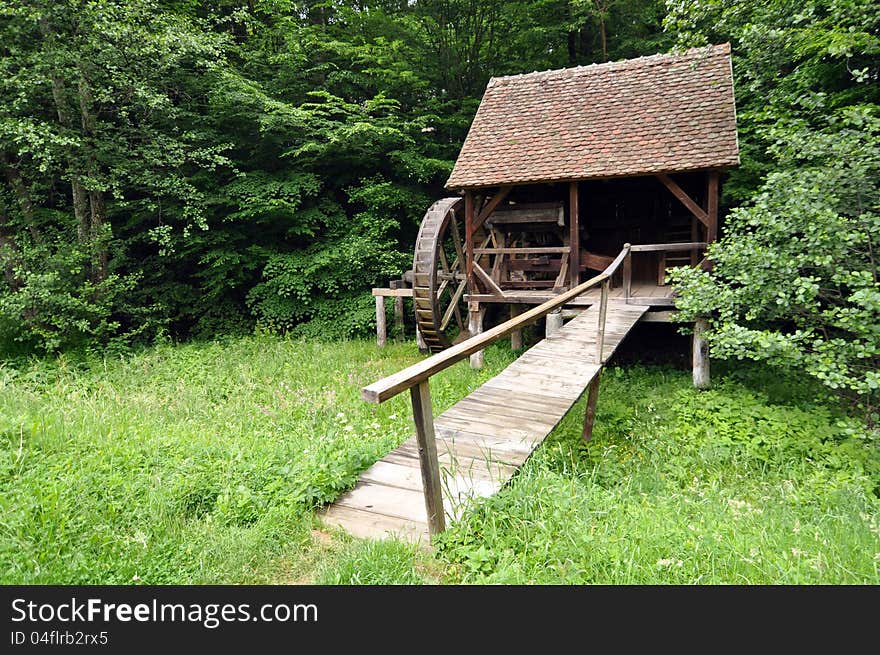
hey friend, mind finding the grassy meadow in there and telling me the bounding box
[1,334,877,584]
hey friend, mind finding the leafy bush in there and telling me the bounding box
[0,238,139,354]
[671,110,880,414]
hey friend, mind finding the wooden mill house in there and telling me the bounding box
[329,44,740,542]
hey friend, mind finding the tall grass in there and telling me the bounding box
[1,335,877,584]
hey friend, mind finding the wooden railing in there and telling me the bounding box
[361,244,631,537]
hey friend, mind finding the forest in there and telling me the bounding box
[1,1,878,585]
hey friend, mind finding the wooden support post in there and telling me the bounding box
[415,326,428,353]
[693,318,710,389]
[468,302,484,369]
[569,181,580,289]
[393,296,405,338]
[375,295,387,348]
[545,309,563,338]
[623,246,632,303]
[596,279,609,363]
[465,191,475,295]
[582,372,601,443]
[409,380,446,537]
[707,171,719,244]
[658,251,667,286]
[510,305,523,351]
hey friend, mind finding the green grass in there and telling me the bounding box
[1,335,877,584]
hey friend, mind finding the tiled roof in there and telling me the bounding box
[445,44,739,189]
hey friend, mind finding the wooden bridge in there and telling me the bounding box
[321,244,708,543]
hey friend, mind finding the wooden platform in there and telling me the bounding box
[466,282,675,306]
[320,301,648,542]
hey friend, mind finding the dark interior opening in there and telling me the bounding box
[487,171,706,286]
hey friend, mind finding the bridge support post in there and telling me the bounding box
[468,302,484,369]
[582,372,602,442]
[546,309,563,337]
[510,305,523,350]
[693,318,710,389]
[375,295,387,348]
[389,279,407,339]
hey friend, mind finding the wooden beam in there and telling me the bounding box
[630,242,707,252]
[372,287,413,297]
[473,262,504,296]
[475,247,571,255]
[657,174,709,227]
[409,381,446,536]
[582,373,601,442]
[640,310,677,323]
[470,185,512,237]
[465,191,475,295]
[707,171,719,243]
[569,181,580,289]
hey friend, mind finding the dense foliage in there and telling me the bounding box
[0,0,668,352]
[667,0,880,413]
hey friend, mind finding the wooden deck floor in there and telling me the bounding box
[320,301,648,542]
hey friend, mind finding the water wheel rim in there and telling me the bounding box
[412,197,465,352]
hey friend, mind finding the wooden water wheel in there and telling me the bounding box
[412,198,468,352]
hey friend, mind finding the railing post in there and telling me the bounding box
[596,278,609,364]
[409,380,446,537]
[623,243,632,305]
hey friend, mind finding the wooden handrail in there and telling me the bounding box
[362,244,631,404]
[630,242,707,252]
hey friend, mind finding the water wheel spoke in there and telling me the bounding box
[440,279,468,331]
[450,213,465,264]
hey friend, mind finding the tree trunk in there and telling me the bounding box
[88,191,107,282]
[78,73,109,282]
[39,18,90,245]
[568,29,578,65]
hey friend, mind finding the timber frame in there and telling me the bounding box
[459,169,722,303]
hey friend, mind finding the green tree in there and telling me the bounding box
[0,0,231,350]
[667,0,880,414]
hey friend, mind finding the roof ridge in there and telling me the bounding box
[487,43,730,88]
